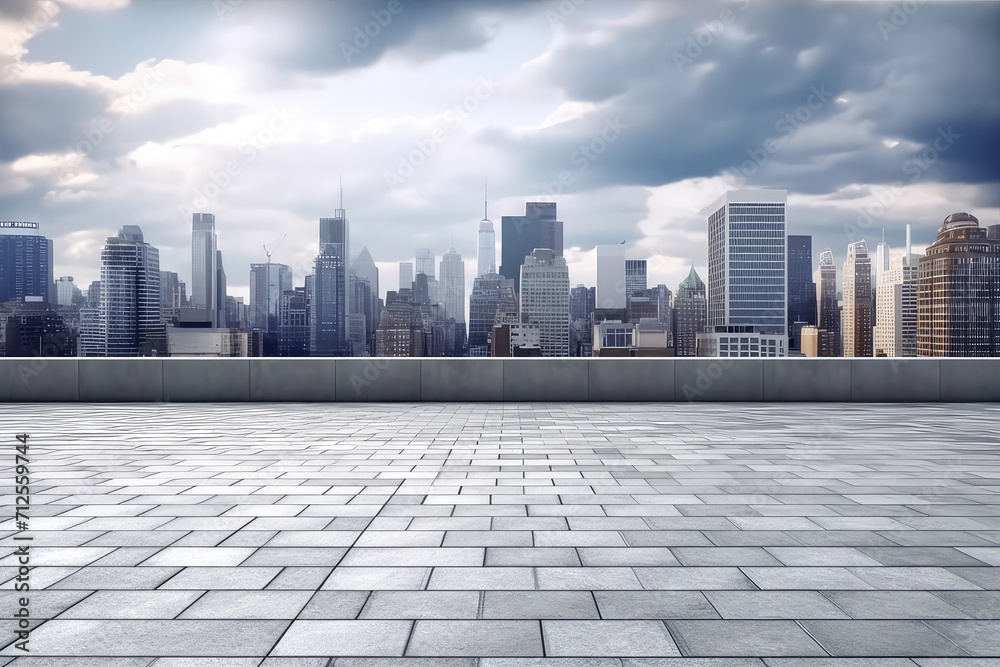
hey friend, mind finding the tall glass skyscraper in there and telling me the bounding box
[705,189,787,335]
[0,221,53,304]
[439,247,466,323]
[500,202,563,293]
[97,225,163,356]
[468,272,507,357]
[312,210,349,355]
[787,235,817,341]
[250,263,292,333]
[191,213,217,326]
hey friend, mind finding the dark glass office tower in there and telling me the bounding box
[312,210,350,355]
[499,202,563,292]
[787,235,817,344]
[0,221,53,304]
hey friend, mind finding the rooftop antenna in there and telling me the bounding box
[339,174,344,210]
[484,178,488,220]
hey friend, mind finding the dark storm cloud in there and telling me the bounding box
[496,0,999,197]
[243,0,534,72]
[0,82,108,161]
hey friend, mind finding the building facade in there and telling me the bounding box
[702,189,787,356]
[519,248,570,357]
[787,235,816,345]
[190,213,218,326]
[817,248,841,357]
[97,225,163,356]
[672,267,707,357]
[500,202,563,292]
[917,212,1000,356]
[0,221,53,304]
[842,240,873,357]
[312,211,350,355]
[439,247,465,323]
[249,263,293,333]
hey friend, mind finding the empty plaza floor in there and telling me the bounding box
[1,401,999,666]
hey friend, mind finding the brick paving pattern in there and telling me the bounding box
[1,402,998,665]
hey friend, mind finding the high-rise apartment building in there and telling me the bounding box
[519,248,570,357]
[191,213,218,326]
[0,221,53,304]
[917,212,1000,356]
[787,235,816,344]
[817,248,840,356]
[842,240,873,357]
[439,247,465,323]
[250,263,292,333]
[500,202,563,292]
[698,189,787,356]
[96,225,163,356]
[312,210,350,355]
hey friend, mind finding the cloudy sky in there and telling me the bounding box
[2,0,998,310]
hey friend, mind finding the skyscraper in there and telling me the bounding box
[596,244,626,314]
[0,221,53,304]
[917,212,1000,356]
[875,226,920,357]
[874,233,891,291]
[216,250,227,328]
[97,225,163,356]
[519,248,570,357]
[500,202,563,292]
[439,247,465,323]
[415,248,435,278]
[191,213,218,326]
[672,266,706,357]
[159,271,185,324]
[250,263,292,333]
[478,187,496,277]
[468,272,507,357]
[351,247,381,356]
[698,189,787,356]
[817,248,841,356]
[625,259,647,297]
[312,210,350,356]
[399,262,413,291]
[787,235,817,344]
[842,240,873,357]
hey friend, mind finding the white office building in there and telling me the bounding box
[874,226,920,357]
[519,248,570,357]
[595,244,626,310]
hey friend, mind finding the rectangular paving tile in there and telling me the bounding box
[665,620,827,657]
[800,620,970,657]
[483,591,600,619]
[542,620,680,657]
[406,620,543,657]
[360,591,480,619]
[0,620,289,656]
[270,620,412,656]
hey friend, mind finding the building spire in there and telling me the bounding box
[484,178,488,221]
[339,174,343,210]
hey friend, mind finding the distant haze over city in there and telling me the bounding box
[1,0,997,306]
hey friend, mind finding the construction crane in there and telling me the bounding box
[262,233,286,334]
[263,233,286,262]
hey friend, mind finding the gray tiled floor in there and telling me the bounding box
[1,402,999,664]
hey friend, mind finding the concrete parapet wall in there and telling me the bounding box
[0,358,997,402]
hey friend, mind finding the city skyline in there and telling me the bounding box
[1,0,997,308]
